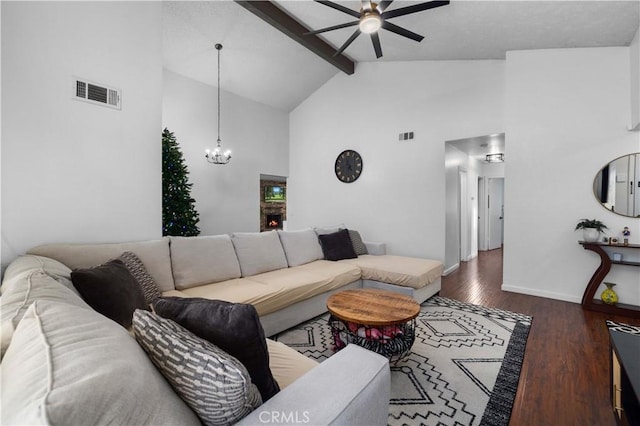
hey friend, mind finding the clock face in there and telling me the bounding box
[334,150,363,183]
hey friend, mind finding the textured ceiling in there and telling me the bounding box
[163,1,640,112]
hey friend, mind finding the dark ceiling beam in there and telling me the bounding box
[234,1,355,75]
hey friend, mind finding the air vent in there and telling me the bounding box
[73,77,121,110]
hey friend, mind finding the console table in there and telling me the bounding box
[579,241,640,318]
[610,330,640,425]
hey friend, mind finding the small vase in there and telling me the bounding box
[583,228,600,242]
[601,283,618,305]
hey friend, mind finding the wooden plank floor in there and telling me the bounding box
[440,248,640,426]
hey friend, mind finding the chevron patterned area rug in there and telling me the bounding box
[274,296,532,426]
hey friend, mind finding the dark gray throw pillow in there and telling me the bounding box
[318,228,358,261]
[71,259,149,328]
[153,297,280,401]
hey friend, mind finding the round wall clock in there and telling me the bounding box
[334,150,363,183]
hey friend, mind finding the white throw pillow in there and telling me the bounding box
[277,228,324,267]
[231,231,288,277]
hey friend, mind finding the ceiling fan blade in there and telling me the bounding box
[315,1,361,18]
[371,32,383,58]
[381,20,423,42]
[381,0,449,19]
[333,29,361,57]
[376,0,394,12]
[305,21,359,35]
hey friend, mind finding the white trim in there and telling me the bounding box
[501,283,581,304]
[442,263,459,276]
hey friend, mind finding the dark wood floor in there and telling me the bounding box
[440,248,640,426]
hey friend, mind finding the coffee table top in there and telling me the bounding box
[327,288,420,326]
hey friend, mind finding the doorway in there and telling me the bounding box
[487,177,504,250]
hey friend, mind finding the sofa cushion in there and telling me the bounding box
[154,297,280,401]
[132,310,262,425]
[231,231,288,277]
[1,300,200,426]
[265,338,318,389]
[348,229,369,256]
[71,259,149,328]
[245,260,362,316]
[277,228,324,267]
[118,251,162,305]
[1,257,92,358]
[313,224,345,236]
[27,238,175,292]
[169,235,242,290]
[1,256,89,328]
[179,278,282,308]
[341,254,444,289]
[318,229,358,261]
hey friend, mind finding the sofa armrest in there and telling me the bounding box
[363,241,386,256]
[237,344,390,426]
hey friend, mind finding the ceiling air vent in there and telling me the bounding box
[72,77,121,110]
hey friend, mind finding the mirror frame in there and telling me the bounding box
[593,152,640,218]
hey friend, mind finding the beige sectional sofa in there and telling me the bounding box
[27,228,444,336]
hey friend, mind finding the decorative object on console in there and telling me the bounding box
[162,128,201,236]
[70,259,149,329]
[334,150,363,183]
[601,282,619,305]
[132,310,262,425]
[575,218,608,242]
[306,0,450,59]
[205,43,231,165]
[623,226,631,245]
[153,297,280,401]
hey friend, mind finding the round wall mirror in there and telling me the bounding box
[593,153,640,218]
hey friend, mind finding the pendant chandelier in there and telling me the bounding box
[205,43,231,165]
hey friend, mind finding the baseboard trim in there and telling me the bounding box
[501,284,581,304]
[443,263,459,276]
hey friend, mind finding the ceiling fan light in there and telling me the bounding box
[359,13,381,34]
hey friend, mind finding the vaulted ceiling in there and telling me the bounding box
[163,1,640,112]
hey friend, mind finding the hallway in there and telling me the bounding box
[440,249,640,426]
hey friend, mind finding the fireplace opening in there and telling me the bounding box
[265,214,282,230]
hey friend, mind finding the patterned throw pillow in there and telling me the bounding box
[348,229,368,256]
[118,251,161,305]
[132,310,262,425]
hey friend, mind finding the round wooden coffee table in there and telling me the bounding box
[327,288,420,362]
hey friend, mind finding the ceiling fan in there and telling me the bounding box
[305,0,449,59]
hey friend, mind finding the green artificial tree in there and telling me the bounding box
[162,128,200,236]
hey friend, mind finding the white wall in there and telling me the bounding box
[1,2,163,266]
[162,70,289,235]
[288,60,505,261]
[630,28,639,129]
[444,144,482,273]
[504,47,640,306]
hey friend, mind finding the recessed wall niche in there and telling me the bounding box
[260,175,287,232]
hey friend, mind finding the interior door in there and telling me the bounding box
[488,178,504,250]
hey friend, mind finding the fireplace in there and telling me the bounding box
[265,214,283,230]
